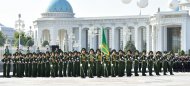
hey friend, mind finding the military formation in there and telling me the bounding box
[3,46,190,78]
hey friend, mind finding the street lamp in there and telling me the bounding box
[15,14,25,50]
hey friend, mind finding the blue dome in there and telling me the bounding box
[47,0,73,13]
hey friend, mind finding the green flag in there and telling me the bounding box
[100,27,109,56]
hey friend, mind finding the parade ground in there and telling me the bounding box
[0,72,190,86]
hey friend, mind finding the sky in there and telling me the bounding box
[0,0,173,30]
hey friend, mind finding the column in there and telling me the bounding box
[112,26,116,50]
[50,28,57,45]
[123,26,127,50]
[135,26,141,51]
[89,28,94,49]
[152,25,156,53]
[79,26,85,51]
[68,28,73,51]
[146,25,150,53]
[157,26,164,52]
[181,23,187,53]
[163,26,167,51]
[37,29,42,47]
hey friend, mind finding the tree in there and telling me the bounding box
[26,39,34,47]
[13,31,33,47]
[179,50,185,56]
[124,41,136,53]
[0,31,5,46]
[42,40,49,47]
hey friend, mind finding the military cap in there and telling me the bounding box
[81,48,86,51]
[127,50,132,54]
[89,49,94,53]
[96,49,101,53]
[148,51,153,55]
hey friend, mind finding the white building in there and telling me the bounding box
[34,0,190,53]
[0,23,15,40]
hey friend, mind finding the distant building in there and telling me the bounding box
[0,23,16,40]
[34,0,190,54]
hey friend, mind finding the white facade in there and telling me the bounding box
[0,23,15,40]
[34,0,190,53]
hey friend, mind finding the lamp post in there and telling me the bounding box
[15,14,25,50]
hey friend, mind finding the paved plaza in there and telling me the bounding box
[0,72,190,86]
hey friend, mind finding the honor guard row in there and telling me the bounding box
[2,47,183,78]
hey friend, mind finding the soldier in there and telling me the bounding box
[36,47,40,54]
[45,52,51,77]
[46,48,50,53]
[168,52,174,75]
[141,51,147,76]
[63,52,68,77]
[16,53,21,77]
[54,52,59,77]
[125,50,132,77]
[96,49,102,78]
[147,51,154,76]
[102,53,110,77]
[73,51,80,77]
[110,50,118,77]
[80,48,88,78]
[25,54,29,77]
[88,49,96,78]
[1,54,8,77]
[118,50,125,77]
[28,53,33,77]
[58,52,64,77]
[4,46,10,55]
[41,53,46,77]
[162,52,168,75]
[12,53,18,77]
[20,54,25,77]
[17,53,22,77]
[133,50,140,76]
[37,53,42,77]
[154,51,161,76]
[26,47,30,54]
[32,53,38,77]
[67,52,73,77]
